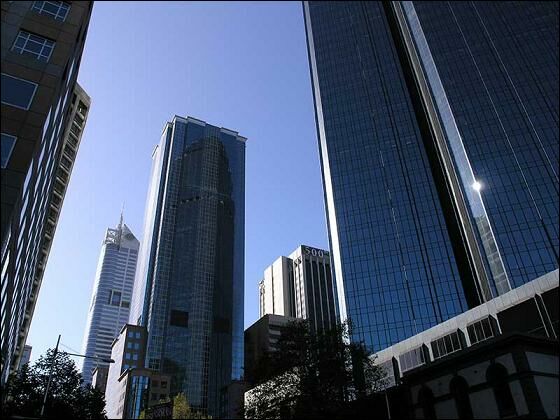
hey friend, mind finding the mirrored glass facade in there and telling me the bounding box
[130,116,246,417]
[406,1,559,290]
[304,1,558,352]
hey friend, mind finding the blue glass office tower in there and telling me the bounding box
[303,1,559,352]
[130,116,246,417]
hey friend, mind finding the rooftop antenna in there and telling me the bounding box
[117,203,124,249]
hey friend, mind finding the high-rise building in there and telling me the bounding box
[1,0,93,383]
[303,2,558,352]
[260,245,337,332]
[244,313,297,386]
[129,116,246,417]
[1,79,91,384]
[259,256,294,318]
[81,217,140,386]
[105,324,171,419]
[91,365,109,394]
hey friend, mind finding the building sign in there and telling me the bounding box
[145,401,173,419]
[303,246,329,259]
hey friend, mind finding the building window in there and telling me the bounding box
[127,342,133,349]
[418,386,436,419]
[125,352,131,359]
[431,331,462,359]
[160,381,167,389]
[127,331,134,338]
[1,73,38,110]
[1,134,17,168]
[398,346,427,372]
[109,290,121,306]
[11,31,55,62]
[134,343,140,350]
[170,310,188,327]
[450,376,473,419]
[486,363,516,418]
[152,380,159,388]
[467,317,495,345]
[32,1,70,21]
[132,353,138,361]
[135,332,141,339]
[77,101,88,115]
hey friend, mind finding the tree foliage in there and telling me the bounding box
[244,320,387,419]
[172,393,212,419]
[1,349,107,419]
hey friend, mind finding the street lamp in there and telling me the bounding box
[40,335,115,417]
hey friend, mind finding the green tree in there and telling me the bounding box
[244,320,387,419]
[2,349,107,419]
[172,393,212,419]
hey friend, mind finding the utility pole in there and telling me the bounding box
[40,334,61,417]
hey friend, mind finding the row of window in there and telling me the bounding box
[151,380,168,389]
[127,330,142,339]
[1,133,17,168]
[12,30,55,62]
[32,1,70,21]
[397,317,496,373]
[1,2,72,166]
[126,341,141,350]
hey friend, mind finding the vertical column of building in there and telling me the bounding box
[394,1,559,290]
[290,245,337,333]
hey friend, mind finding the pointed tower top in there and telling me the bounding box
[119,202,125,230]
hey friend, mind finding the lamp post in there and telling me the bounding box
[40,335,115,417]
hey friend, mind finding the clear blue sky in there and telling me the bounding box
[26,2,328,363]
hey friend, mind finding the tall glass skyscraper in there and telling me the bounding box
[303,1,558,352]
[81,217,139,387]
[130,116,246,417]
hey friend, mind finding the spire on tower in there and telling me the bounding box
[117,203,125,249]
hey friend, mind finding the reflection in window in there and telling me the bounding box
[1,73,38,110]
[11,31,55,62]
[32,1,70,21]
[1,133,17,168]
